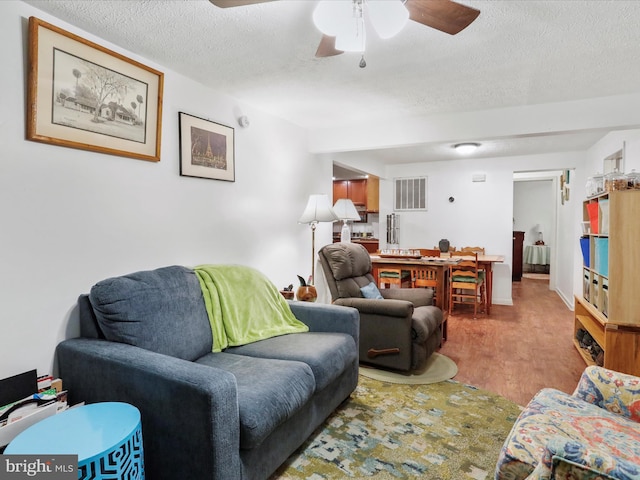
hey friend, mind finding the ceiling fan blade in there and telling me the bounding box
[315,35,344,58]
[209,0,277,7]
[405,0,480,35]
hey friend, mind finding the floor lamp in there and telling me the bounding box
[332,198,361,243]
[298,194,338,293]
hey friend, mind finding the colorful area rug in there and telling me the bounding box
[271,376,520,479]
[359,352,458,385]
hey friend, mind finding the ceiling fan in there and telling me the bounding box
[209,0,480,59]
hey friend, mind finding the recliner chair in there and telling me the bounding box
[319,242,443,371]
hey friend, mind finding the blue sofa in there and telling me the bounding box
[56,265,359,480]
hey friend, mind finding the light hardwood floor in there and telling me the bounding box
[438,276,586,406]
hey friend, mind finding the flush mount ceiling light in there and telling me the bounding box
[454,142,481,154]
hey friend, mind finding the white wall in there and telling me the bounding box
[379,152,585,306]
[514,180,555,250]
[309,94,640,156]
[0,2,333,380]
[585,130,640,181]
[577,129,640,300]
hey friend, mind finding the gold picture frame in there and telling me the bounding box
[178,112,235,182]
[27,17,164,162]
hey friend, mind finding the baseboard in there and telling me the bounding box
[492,291,571,309]
[555,288,574,310]
[492,297,513,306]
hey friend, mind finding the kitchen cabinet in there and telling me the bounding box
[336,238,378,253]
[333,176,378,211]
[366,176,379,212]
[333,179,367,205]
[333,181,348,202]
[354,239,379,253]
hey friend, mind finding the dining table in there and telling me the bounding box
[370,253,505,315]
[524,244,551,273]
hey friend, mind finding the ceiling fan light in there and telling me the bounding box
[335,16,366,53]
[366,0,409,39]
[313,1,352,36]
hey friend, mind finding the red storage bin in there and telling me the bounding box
[586,202,599,234]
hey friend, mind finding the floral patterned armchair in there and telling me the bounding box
[495,366,640,480]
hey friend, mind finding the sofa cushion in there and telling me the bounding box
[495,388,640,480]
[360,282,383,299]
[89,265,212,361]
[195,352,315,449]
[526,437,639,480]
[226,332,357,391]
[320,243,377,299]
[321,242,371,280]
[573,365,640,422]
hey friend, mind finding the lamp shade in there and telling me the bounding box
[313,1,345,36]
[299,194,338,287]
[313,0,408,48]
[332,198,361,221]
[314,1,366,53]
[367,0,409,39]
[334,17,366,53]
[298,194,339,224]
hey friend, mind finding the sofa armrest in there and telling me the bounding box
[573,366,640,422]
[56,338,241,480]
[526,436,640,480]
[334,297,413,318]
[380,287,434,307]
[288,300,359,347]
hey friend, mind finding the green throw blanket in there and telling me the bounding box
[194,264,309,352]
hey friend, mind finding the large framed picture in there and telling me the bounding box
[179,112,235,182]
[27,17,164,162]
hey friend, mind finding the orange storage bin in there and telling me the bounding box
[586,202,599,234]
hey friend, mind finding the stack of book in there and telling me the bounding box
[0,370,70,450]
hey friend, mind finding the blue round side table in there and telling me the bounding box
[5,402,144,480]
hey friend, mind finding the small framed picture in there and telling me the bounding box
[179,112,235,182]
[27,17,163,162]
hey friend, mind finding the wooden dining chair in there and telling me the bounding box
[461,246,485,254]
[411,266,439,300]
[448,251,486,318]
[460,246,487,278]
[378,268,412,289]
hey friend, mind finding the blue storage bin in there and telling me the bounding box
[594,237,609,277]
[580,236,590,268]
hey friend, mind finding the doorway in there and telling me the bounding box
[513,171,562,290]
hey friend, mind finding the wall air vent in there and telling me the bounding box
[394,177,427,211]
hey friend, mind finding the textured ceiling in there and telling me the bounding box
[22,0,640,169]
